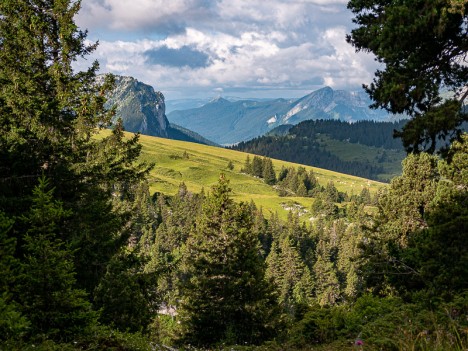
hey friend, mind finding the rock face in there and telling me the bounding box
[98,75,217,145]
[102,75,169,137]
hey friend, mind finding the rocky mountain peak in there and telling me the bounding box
[100,74,169,137]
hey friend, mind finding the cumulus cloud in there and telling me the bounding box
[76,0,379,98]
[78,0,215,34]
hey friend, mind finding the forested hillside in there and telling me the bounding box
[233,119,407,181]
[1,1,467,351]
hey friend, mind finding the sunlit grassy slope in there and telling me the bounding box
[316,135,405,182]
[106,130,387,220]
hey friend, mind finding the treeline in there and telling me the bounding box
[290,119,407,149]
[242,155,362,205]
[231,119,408,180]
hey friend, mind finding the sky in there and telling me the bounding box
[76,0,381,100]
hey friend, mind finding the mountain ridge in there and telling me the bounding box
[168,86,404,145]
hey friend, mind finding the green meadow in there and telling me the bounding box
[316,134,406,182]
[128,132,387,220]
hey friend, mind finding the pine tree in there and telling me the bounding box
[94,251,158,333]
[325,181,340,203]
[18,176,97,341]
[296,182,308,197]
[313,239,340,306]
[243,155,253,174]
[262,157,277,185]
[358,187,372,205]
[178,175,279,346]
[393,137,468,297]
[252,156,264,178]
[347,0,468,153]
[276,238,314,313]
[0,0,151,297]
[337,224,364,300]
[278,166,288,182]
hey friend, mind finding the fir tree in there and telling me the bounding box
[178,175,279,346]
[243,155,253,174]
[94,251,158,333]
[313,241,340,306]
[278,166,288,182]
[262,157,277,185]
[18,177,97,341]
[252,156,264,178]
[275,238,314,313]
[0,0,151,298]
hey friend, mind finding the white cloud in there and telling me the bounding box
[76,0,379,98]
[78,0,213,33]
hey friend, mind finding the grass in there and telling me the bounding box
[138,134,388,220]
[316,135,406,182]
[102,130,388,221]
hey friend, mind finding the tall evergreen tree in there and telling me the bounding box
[252,156,264,178]
[396,136,468,297]
[313,238,340,306]
[178,175,279,346]
[262,157,277,185]
[243,155,253,174]
[17,176,97,341]
[266,237,314,314]
[0,0,151,298]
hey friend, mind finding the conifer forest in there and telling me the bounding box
[0,1,467,350]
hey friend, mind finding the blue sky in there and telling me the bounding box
[76,0,380,100]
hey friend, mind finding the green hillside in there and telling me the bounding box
[316,134,406,180]
[233,119,408,181]
[129,131,386,219]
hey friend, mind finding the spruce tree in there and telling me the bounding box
[252,156,264,178]
[262,157,277,185]
[18,176,97,341]
[243,155,253,174]
[178,175,279,346]
[313,238,340,306]
[0,0,151,298]
[268,237,314,313]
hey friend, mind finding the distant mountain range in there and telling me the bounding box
[100,75,217,146]
[168,87,404,145]
[167,97,294,145]
[165,96,277,113]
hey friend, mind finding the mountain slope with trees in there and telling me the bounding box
[232,119,407,181]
